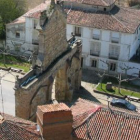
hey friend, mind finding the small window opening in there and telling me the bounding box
[110,63,116,71]
[104,8,106,11]
[16,32,20,38]
[91,60,97,68]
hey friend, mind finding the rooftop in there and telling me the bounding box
[7,1,50,25]
[66,5,140,33]
[71,98,140,140]
[0,98,140,140]
[0,114,41,140]
[7,1,140,33]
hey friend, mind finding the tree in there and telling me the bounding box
[0,0,26,39]
[98,60,140,95]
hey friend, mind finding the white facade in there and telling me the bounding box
[66,24,140,76]
[6,17,39,57]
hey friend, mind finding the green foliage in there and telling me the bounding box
[0,0,26,39]
[0,54,31,72]
[96,83,140,98]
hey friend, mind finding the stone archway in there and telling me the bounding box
[14,1,82,120]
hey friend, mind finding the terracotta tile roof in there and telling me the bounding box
[71,98,100,117]
[8,1,49,25]
[64,0,116,6]
[66,5,140,33]
[38,103,70,113]
[71,99,140,140]
[0,114,41,140]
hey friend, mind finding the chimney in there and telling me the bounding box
[37,103,73,140]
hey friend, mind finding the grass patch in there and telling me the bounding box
[102,76,140,90]
[0,54,31,72]
[96,83,140,98]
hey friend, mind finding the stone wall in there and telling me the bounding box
[37,4,68,71]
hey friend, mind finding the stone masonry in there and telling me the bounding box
[14,0,82,121]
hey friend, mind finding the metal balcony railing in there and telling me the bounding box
[93,34,100,40]
[75,33,81,37]
[32,39,39,45]
[111,37,119,43]
[90,50,100,56]
[109,53,119,60]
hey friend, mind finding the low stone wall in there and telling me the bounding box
[94,89,125,99]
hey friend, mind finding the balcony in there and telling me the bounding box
[32,39,39,45]
[93,34,100,40]
[90,50,100,57]
[109,53,119,60]
[75,33,81,37]
[111,37,119,43]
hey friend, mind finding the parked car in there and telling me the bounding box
[110,98,136,111]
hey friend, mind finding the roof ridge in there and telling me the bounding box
[73,106,101,129]
[109,11,131,33]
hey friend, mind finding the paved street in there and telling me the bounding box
[0,70,22,116]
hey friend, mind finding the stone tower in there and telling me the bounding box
[34,0,68,72]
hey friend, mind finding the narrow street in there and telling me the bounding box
[0,70,23,116]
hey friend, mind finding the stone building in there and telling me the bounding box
[14,0,82,120]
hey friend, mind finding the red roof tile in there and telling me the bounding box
[0,114,41,140]
[8,1,49,25]
[72,99,140,140]
[66,5,140,33]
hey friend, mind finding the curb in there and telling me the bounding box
[94,89,125,99]
[0,66,26,75]
[0,66,11,71]
[94,89,140,102]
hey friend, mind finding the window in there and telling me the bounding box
[109,45,119,59]
[93,29,100,40]
[104,8,106,11]
[109,63,116,71]
[81,57,83,67]
[16,32,20,38]
[111,32,119,43]
[75,26,81,36]
[34,20,38,29]
[90,42,100,56]
[91,59,97,67]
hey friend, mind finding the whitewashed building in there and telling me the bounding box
[6,0,140,76]
[6,1,49,56]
